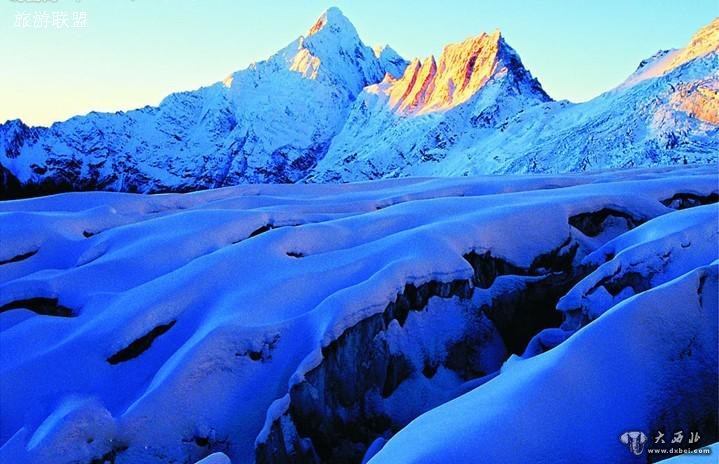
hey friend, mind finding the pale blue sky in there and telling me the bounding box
[1,0,716,126]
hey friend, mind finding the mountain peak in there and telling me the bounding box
[383,31,546,114]
[307,7,353,36]
[373,44,409,79]
[668,16,719,67]
[622,17,718,88]
[281,7,405,96]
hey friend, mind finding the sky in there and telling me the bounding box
[1,0,716,126]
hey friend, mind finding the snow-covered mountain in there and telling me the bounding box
[1,12,718,196]
[1,165,716,463]
[308,30,551,181]
[311,18,719,181]
[0,7,407,196]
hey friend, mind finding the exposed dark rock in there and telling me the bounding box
[0,249,38,265]
[107,320,176,365]
[0,297,75,317]
[250,225,276,237]
[380,354,413,398]
[235,334,280,362]
[89,443,128,464]
[256,238,592,463]
[661,192,718,210]
[463,251,525,288]
[599,271,652,297]
[569,208,644,237]
[181,433,232,463]
[462,237,578,289]
[562,265,667,330]
[482,274,574,355]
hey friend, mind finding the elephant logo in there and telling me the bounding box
[620,431,648,455]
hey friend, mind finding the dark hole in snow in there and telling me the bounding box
[256,239,591,463]
[89,443,128,464]
[249,224,275,237]
[0,297,75,317]
[0,249,38,265]
[479,274,570,354]
[568,208,643,237]
[463,251,527,288]
[248,223,303,241]
[107,320,176,365]
[194,436,209,447]
[697,273,708,304]
[236,335,279,362]
[83,230,96,238]
[660,192,718,210]
[463,237,577,288]
[287,251,305,258]
[422,360,439,379]
[596,270,652,297]
[381,354,413,398]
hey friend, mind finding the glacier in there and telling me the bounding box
[2,6,719,464]
[0,164,717,463]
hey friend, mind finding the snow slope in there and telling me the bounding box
[1,14,718,196]
[311,17,719,181]
[0,8,407,195]
[557,203,719,326]
[369,263,718,464]
[0,164,716,463]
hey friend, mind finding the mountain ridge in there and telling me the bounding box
[1,10,717,198]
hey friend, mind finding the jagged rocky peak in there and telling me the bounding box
[635,49,674,72]
[306,6,354,36]
[280,7,404,94]
[373,44,409,79]
[0,119,37,159]
[384,30,548,114]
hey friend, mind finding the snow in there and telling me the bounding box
[0,7,407,191]
[622,18,719,89]
[305,17,719,181]
[557,203,719,323]
[1,165,716,463]
[194,452,231,464]
[369,262,718,464]
[310,30,718,181]
[1,14,717,194]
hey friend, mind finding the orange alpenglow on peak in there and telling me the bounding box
[306,6,348,36]
[624,17,719,87]
[386,30,507,114]
[666,16,719,70]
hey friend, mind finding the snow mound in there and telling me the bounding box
[370,263,718,464]
[194,452,232,464]
[558,203,719,326]
[0,165,716,463]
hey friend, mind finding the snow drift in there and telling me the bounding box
[0,164,716,463]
